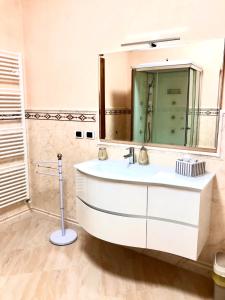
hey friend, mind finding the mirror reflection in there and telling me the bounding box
[133,63,201,146]
[100,39,224,151]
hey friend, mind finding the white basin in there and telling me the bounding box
[74,159,214,190]
[76,159,159,179]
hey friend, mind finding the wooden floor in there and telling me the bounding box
[0,212,213,300]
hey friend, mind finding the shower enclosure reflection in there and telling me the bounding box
[99,38,224,151]
[133,63,201,146]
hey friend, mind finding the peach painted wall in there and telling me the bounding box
[0,0,23,51]
[105,52,131,109]
[21,0,225,111]
[22,0,140,110]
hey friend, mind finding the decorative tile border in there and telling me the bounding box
[187,108,220,116]
[104,108,220,116]
[197,108,220,116]
[21,108,220,123]
[105,108,131,115]
[25,110,96,122]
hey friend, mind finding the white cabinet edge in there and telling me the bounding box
[74,159,215,191]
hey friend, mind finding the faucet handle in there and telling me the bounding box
[124,146,135,164]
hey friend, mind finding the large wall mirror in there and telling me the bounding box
[99,38,225,152]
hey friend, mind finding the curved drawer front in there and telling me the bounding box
[147,219,198,260]
[77,198,146,248]
[76,171,147,216]
[148,185,200,226]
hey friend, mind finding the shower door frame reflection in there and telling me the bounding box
[131,66,201,147]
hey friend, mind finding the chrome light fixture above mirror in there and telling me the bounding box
[121,37,181,48]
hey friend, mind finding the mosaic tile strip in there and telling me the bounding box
[25,110,96,122]
[105,108,131,115]
[105,108,220,116]
[187,108,220,116]
[197,108,220,116]
[23,108,220,122]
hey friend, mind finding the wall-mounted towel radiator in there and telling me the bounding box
[0,50,29,208]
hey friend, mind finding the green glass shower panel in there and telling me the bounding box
[186,69,194,147]
[132,71,148,143]
[186,69,200,147]
[193,71,200,146]
[151,70,189,145]
[132,66,201,146]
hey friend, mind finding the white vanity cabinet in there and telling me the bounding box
[74,160,214,260]
[77,199,146,248]
[76,171,147,216]
[76,171,147,248]
[147,184,212,260]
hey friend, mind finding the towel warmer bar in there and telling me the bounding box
[0,50,29,208]
[0,164,27,208]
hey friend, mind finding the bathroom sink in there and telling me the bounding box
[74,159,215,190]
[75,159,160,183]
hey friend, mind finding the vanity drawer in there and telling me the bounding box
[77,198,146,248]
[76,171,147,216]
[148,185,200,225]
[147,219,198,260]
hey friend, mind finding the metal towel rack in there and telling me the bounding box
[36,154,78,246]
[36,160,58,177]
[0,50,29,208]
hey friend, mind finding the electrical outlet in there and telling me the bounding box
[75,131,84,139]
[85,131,95,139]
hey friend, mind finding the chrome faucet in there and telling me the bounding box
[123,147,135,164]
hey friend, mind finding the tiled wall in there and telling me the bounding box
[26,110,98,220]
[105,109,131,141]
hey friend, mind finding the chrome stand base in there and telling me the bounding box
[49,229,78,246]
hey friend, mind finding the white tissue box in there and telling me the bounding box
[175,159,206,177]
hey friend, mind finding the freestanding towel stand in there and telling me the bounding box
[50,153,77,245]
[37,153,77,246]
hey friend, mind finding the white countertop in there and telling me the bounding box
[74,159,215,191]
